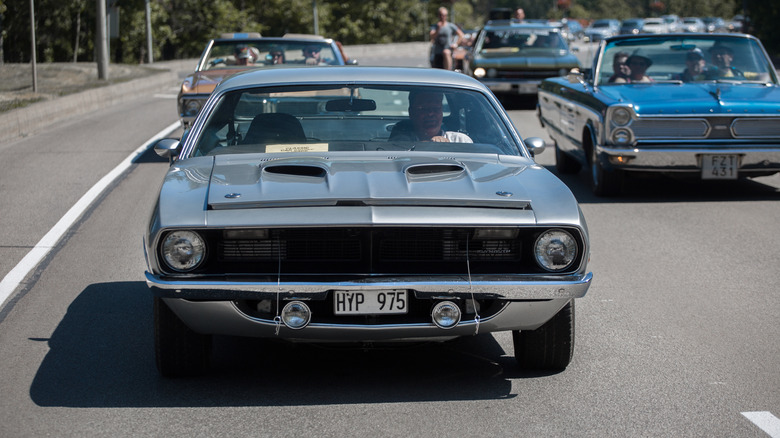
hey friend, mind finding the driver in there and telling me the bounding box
[389,91,472,143]
[707,42,743,78]
[234,45,255,66]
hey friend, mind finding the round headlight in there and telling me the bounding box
[281,301,311,329]
[611,128,633,146]
[184,99,202,116]
[487,68,498,78]
[473,67,486,78]
[161,230,206,272]
[534,229,578,272]
[612,107,632,126]
[432,301,461,329]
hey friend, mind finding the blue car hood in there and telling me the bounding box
[601,83,780,115]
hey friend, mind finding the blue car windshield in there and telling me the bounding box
[598,35,778,85]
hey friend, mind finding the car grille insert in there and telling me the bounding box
[209,227,561,275]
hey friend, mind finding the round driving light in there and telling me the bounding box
[612,108,631,126]
[611,128,632,146]
[161,230,206,272]
[281,301,311,329]
[184,99,202,116]
[473,67,486,78]
[432,301,461,329]
[487,68,498,78]
[534,229,578,272]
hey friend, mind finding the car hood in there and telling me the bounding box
[473,50,579,68]
[186,68,252,94]
[155,154,581,228]
[600,82,780,114]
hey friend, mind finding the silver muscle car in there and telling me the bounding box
[146,66,592,377]
[538,33,780,196]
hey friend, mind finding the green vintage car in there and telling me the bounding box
[469,21,581,96]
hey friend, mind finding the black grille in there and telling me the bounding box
[496,70,560,79]
[196,227,581,276]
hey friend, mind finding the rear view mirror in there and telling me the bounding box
[325,98,376,112]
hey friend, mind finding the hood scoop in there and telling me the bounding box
[405,163,465,180]
[263,164,327,178]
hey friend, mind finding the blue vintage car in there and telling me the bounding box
[537,33,780,196]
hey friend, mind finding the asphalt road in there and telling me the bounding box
[0,45,778,437]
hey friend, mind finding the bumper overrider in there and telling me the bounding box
[146,272,592,339]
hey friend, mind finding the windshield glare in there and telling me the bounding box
[189,85,521,158]
[598,36,776,85]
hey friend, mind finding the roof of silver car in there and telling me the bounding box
[215,66,491,93]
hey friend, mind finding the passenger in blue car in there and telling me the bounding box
[608,52,631,83]
[613,49,653,83]
[675,48,709,82]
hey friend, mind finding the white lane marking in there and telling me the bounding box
[743,412,780,438]
[0,121,181,311]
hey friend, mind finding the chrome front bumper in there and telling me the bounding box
[148,271,592,339]
[146,271,592,301]
[599,144,780,173]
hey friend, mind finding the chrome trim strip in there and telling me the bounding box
[146,271,592,300]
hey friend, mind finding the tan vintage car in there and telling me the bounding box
[178,33,354,129]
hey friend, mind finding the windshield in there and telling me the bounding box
[477,28,567,52]
[598,35,777,85]
[189,84,521,158]
[200,40,340,70]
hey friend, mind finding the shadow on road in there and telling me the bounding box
[30,281,558,408]
[544,164,780,204]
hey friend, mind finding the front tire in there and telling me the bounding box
[154,297,212,378]
[591,146,622,196]
[513,300,574,371]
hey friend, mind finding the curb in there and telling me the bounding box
[0,66,181,144]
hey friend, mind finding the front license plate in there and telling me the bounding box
[515,83,539,94]
[701,154,739,180]
[333,290,408,315]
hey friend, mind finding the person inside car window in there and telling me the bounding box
[675,48,708,82]
[268,48,285,65]
[608,51,631,83]
[303,45,325,65]
[707,42,744,78]
[389,91,473,143]
[614,50,653,83]
[234,45,255,66]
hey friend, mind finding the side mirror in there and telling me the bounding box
[153,138,182,164]
[567,68,584,83]
[525,137,546,157]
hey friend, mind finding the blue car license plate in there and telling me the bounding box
[701,154,739,180]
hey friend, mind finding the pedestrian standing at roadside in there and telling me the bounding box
[430,7,464,70]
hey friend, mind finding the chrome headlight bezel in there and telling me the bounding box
[160,230,207,272]
[607,105,636,147]
[534,229,579,272]
[611,107,632,126]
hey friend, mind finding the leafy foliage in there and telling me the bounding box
[0,0,776,64]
